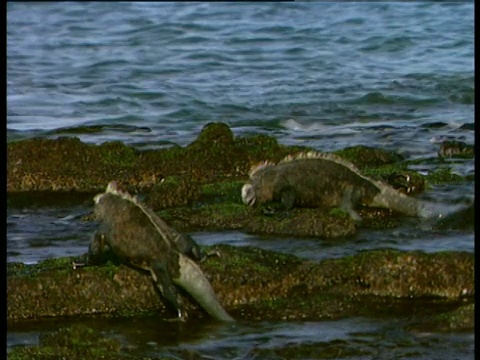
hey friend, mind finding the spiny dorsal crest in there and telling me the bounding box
[281,151,391,189]
[278,151,363,174]
[95,180,139,205]
[95,181,172,243]
[248,151,364,178]
[248,160,277,177]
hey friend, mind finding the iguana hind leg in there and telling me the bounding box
[173,234,222,263]
[340,187,362,222]
[150,261,187,321]
[173,234,206,261]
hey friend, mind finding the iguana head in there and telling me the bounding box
[241,163,278,206]
[242,161,275,206]
[241,152,364,208]
[241,180,275,206]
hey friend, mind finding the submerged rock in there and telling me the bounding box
[435,200,475,230]
[438,140,474,159]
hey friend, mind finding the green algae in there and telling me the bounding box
[7,257,78,278]
[7,255,120,280]
[7,245,473,322]
[334,146,467,188]
[328,208,350,218]
[7,190,95,208]
[160,175,182,186]
[6,121,474,360]
[312,248,474,298]
[152,144,183,161]
[200,181,244,203]
[160,204,359,238]
[333,145,405,169]
[7,123,470,194]
[98,141,138,167]
[362,163,420,180]
[426,167,465,184]
[7,127,471,238]
[8,324,125,360]
[200,202,248,217]
[205,244,299,276]
[37,256,80,270]
[160,202,358,238]
[240,135,310,162]
[411,302,475,332]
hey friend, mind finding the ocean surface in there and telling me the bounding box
[7,2,474,359]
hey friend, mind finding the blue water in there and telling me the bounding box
[7,2,474,359]
[7,2,474,152]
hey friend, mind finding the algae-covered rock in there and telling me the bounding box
[438,140,474,159]
[162,206,358,238]
[407,303,475,333]
[8,122,418,194]
[8,324,126,360]
[7,247,473,322]
[144,175,200,210]
[333,145,405,169]
[8,122,468,237]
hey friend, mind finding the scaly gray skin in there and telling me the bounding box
[89,181,234,322]
[134,201,207,261]
[241,151,460,221]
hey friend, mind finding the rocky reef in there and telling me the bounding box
[7,246,474,322]
[7,122,471,238]
[7,122,474,358]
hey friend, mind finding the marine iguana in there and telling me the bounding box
[241,151,459,221]
[89,181,234,322]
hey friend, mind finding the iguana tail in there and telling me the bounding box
[174,254,235,322]
[371,183,462,219]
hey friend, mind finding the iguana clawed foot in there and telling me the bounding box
[197,249,221,262]
[71,253,90,269]
[71,261,86,270]
[162,309,188,322]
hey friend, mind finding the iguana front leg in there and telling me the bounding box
[260,185,296,218]
[87,225,116,265]
[150,261,187,321]
[73,228,110,269]
[279,185,296,210]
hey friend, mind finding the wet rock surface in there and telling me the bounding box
[7,122,474,238]
[7,123,474,357]
[7,246,474,322]
[435,200,475,230]
[8,324,124,360]
[8,122,303,193]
